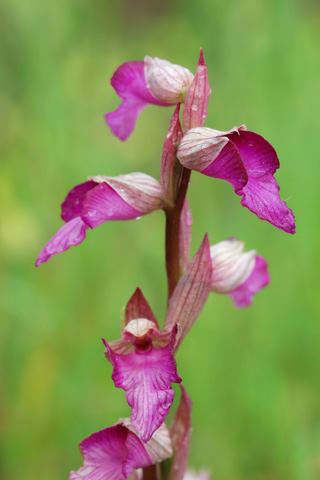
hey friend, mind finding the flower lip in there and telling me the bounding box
[106,324,181,442]
[144,56,194,104]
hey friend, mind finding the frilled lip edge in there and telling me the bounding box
[105,324,181,443]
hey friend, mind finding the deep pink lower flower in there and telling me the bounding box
[210,238,270,307]
[106,57,194,140]
[70,419,172,480]
[103,290,181,442]
[35,173,163,266]
[177,126,295,234]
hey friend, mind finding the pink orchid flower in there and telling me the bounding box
[103,289,182,443]
[210,238,270,307]
[177,126,295,234]
[103,236,212,444]
[36,173,163,266]
[70,419,172,480]
[106,56,194,140]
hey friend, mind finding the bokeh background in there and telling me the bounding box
[1,0,320,479]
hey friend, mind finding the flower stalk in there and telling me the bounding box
[165,164,191,300]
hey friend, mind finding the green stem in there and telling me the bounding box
[165,165,191,301]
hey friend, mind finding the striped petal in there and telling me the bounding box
[106,327,181,443]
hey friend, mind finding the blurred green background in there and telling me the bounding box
[1,0,320,479]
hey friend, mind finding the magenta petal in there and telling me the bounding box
[69,424,152,480]
[183,49,211,132]
[106,61,168,141]
[61,181,96,222]
[241,174,295,233]
[228,130,279,175]
[106,102,146,142]
[229,255,270,308]
[107,329,181,443]
[201,140,248,192]
[35,217,89,266]
[229,131,295,233]
[109,61,164,104]
[81,183,142,228]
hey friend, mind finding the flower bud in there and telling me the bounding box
[144,56,194,104]
[210,239,256,294]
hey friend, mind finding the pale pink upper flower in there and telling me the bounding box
[210,238,270,307]
[106,56,194,141]
[36,173,163,266]
[177,126,295,234]
[210,239,256,294]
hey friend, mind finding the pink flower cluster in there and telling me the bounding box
[36,50,295,479]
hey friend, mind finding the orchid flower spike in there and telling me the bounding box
[70,419,172,480]
[177,126,295,233]
[36,173,163,266]
[106,56,194,140]
[210,238,270,307]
